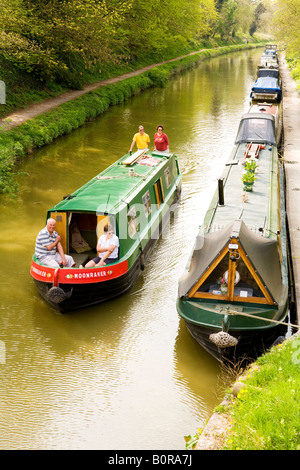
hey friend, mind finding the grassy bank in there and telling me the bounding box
[0,40,265,195]
[225,334,300,450]
[286,56,300,94]
[190,334,300,451]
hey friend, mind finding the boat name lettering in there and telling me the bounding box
[32,266,51,278]
[73,270,111,279]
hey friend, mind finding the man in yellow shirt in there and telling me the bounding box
[129,125,150,153]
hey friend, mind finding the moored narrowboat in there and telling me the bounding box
[260,48,278,68]
[31,149,181,312]
[176,107,289,364]
[250,76,282,102]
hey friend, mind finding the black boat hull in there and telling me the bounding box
[33,256,142,313]
[184,320,287,365]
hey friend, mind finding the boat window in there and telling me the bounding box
[198,253,264,299]
[154,178,165,207]
[164,167,171,189]
[142,190,152,218]
[127,206,139,238]
[188,241,275,305]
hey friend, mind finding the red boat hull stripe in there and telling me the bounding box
[30,259,129,284]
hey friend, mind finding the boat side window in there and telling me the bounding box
[154,178,165,208]
[142,190,152,218]
[127,206,139,238]
[164,167,171,189]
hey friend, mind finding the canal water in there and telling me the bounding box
[0,48,263,450]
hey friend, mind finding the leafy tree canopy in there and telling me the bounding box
[0,0,265,89]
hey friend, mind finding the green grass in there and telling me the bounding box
[224,335,300,450]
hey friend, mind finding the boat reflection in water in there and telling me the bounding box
[176,96,291,364]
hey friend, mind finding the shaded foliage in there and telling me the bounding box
[0,0,263,90]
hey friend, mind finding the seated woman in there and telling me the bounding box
[85,224,119,267]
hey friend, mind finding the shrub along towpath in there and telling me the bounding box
[0,48,217,129]
[0,42,265,194]
[0,44,260,131]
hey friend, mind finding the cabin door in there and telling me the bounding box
[97,215,111,236]
[154,178,165,208]
[50,212,67,253]
[96,215,111,255]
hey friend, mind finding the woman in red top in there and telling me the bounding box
[154,125,169,154]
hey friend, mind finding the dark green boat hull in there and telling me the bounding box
[177,298,289,364]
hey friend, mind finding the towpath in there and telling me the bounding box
[0,48,214,130]
[280,54,300,324]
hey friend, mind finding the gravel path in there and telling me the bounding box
[0,49,211,130]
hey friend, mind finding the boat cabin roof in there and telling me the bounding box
[248,103,279,117]
[260,54,278,65]
[205,145,277,235]
[203,113,278,237]
[235,112,276,145]
[258,68,279,79]
[49,150,173,214]
[265,49,277,56]
[252,76,280,91]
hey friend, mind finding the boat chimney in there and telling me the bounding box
[218,177,225,206]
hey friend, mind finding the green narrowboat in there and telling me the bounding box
[31,149,181,312]
[176,103,290,364]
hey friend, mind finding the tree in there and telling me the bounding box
[215,0,262,38]
[273,0,300,53]
[249,2,267,36]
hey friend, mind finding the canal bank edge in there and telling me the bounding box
[0,42,266,194]
[195,52,300,451]
[0,42,265,131]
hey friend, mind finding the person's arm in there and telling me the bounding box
[95,244,117,266]
[129,136,136,152]
[165,134,169,149]
[96,239,106,253]
[102,244,117,260]
[97,243,116,254]
[56,240,67,266]
[46,234,61,251]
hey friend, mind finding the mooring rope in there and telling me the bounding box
[212,307,300,329]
